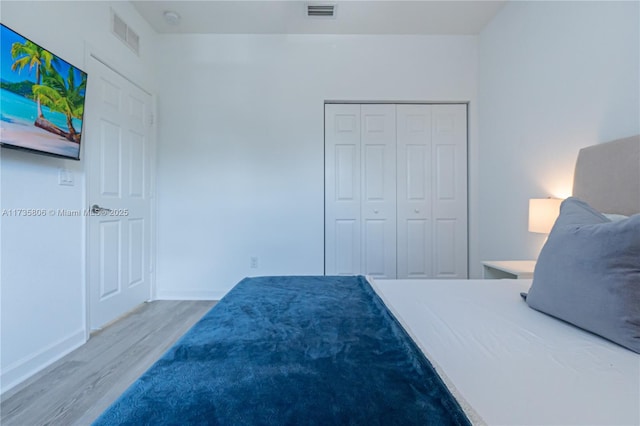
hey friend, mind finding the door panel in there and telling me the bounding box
[129,131,145,197]
[100,121,121,197]
[432,105,467,278]
[406,145,427,200]
[335,145,357,200]
[364,145,386,200]
[361,105,396,278]
[325,104,361,275]
[434,218,457,276]
[128,218,145,286]
[435,144,456,200]
[335,219,358,274]
[364,219,386,276]
[86,56,153,329]
[406,219,429,276]
[99,220,121,298]
[396,105,432,279]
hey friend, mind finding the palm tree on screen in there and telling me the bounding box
[10,40,55,119]
[32,67,86,142]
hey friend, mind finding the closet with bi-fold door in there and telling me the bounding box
[324,103,467,279]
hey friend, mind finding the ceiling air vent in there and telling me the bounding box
[307,4,336,18]
[111,10,140,56]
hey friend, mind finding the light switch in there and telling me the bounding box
[58,168,74,186]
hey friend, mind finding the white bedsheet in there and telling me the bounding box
[370,278,640,426]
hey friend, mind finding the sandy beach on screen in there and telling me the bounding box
[1,118,80,158]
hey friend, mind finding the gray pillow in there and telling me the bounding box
[526,197,640,353]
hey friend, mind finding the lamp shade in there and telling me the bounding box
[528,198,562,234]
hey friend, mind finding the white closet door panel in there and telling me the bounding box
[435,144,456,200]
[363,219,387,276]
[335,145,358,200]
[405,219,431,277]
[361,104,396,278]
[432,104,467,278]
[396,105,432,278]
[364,145,386,200]
[434,218,457,276]
[325,104,361,275]
[406,145,428,200]
[334,219,359,274]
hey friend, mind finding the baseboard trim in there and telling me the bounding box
[155,289,225,301]
[1,328,86,395]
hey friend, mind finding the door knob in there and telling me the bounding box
[91,204,113,214]
[373,209,379,214]
[414,209,420,213]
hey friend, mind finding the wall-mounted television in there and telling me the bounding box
[1,23,87,160]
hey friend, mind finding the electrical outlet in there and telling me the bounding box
[250,256,259,269]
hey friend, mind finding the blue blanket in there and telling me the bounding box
[93,276,470,425]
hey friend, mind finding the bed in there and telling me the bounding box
[373,135,640,425]
[94,136,639,425]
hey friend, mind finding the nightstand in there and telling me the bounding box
[482,260,536,279]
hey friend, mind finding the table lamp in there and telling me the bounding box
[528,198,562,234]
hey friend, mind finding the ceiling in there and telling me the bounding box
[131,1,507,35]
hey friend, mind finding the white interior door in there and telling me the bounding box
[85,56,153,329]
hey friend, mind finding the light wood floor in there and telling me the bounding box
[0,300,216,426]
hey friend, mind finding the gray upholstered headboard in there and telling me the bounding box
[572,135,640,216]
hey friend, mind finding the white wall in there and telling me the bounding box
[477,1,640,266]
[0,1,157,393]
[154,35,479,298]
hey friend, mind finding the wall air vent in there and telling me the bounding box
[111,10,140,56]
[307,4,336,18]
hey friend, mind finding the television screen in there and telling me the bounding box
[1,23,87,160]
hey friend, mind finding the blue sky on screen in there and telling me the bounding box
[1,24,86,85]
